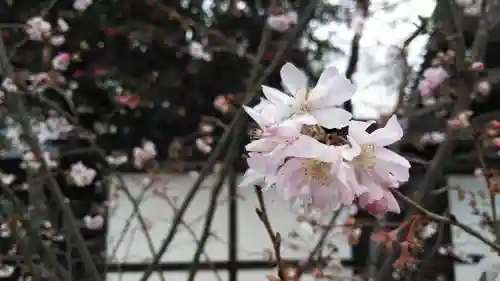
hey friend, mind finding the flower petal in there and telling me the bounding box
[348,120,372,144]
[261,85,292,105]
[243,105,271,129]
[245,138,277,152]
[341,138,361,161]
[383,190,401,213]
[283,135,334,160]
[280,62,308,97]
[239,169,264,187]
[370,115,403,147]
[311,107,352,129]
[310,67,355,105]
[376,147,411,168]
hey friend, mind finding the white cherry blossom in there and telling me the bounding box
[261,62,354,129]
[69,162,97,187]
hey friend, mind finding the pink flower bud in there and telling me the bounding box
[493,138,500,148]
[491,120,500,128]
[52,52,71,70]
[471,61,485,72]
[311,268,322,277]
[447,119,461,129]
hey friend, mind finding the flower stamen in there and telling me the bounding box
[355,144,376,169]
[305,159,330,184]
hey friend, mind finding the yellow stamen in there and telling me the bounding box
[305,159,330,184]
[354,144,376,169]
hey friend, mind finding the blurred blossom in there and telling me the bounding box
[83,214,104,230]
[266,11,297,32]
[74,0,93,12]
[418,66,448,96]
[50,35,66,46]
[52,53,72,70]
[133,141,157,169]
[57,18,69,32]
[200,123,214,133]
[25,17,51,41]
[476,80,491,96]
[2,78,18,93]
[195,137,212,154]
[420,222,438,238]
[213,95,232,113]
[471,61,485,72]
[189,41,212,61]
[69,162,97,187]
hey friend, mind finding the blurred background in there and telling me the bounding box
[1,0,500,281]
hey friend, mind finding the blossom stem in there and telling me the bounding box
[255,186,285,280]
[392,189,500,253]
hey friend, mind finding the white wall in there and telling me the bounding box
[107,173,498,281]
[448,175,500,281]
[107,174,352,280]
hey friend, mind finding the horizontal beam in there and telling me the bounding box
[106,259,356,272]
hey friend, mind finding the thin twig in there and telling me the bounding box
[255,186,284,280]
[393,189,500,253]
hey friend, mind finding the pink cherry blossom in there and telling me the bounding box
[358,187,400,215]
[133,141,157,169]
[275,135,357,209]
[52,53,71,70]
[471,61,485,72]
[342,115,410,205]
[418,66,448,96]
[25,17,51,41]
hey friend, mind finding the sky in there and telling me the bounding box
[318,0,437,119]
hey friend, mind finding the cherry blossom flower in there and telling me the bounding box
[2,78,18,93]
[69,162,97,187]
[418,66,448,96]
[214,95,232,113]
[83,214,104,230]
[107,154,128,166]
[49,35,66,46]
[238,168,268,188]
[358,188,400,215]
[196,137,213,154]
[471,61,485,72]
[275,135,357,209]
[342,115,410,205]
[420,221,438,238]
[74,0,93,12]
[118,94,141,108]
[262,62,354,129]
[57,18,69,32]
[0,265,14,278]
[25,17,51,41]
[189,41,212,61]
[22,151,57,170]
[0,173,15,185]
[52,52,72,70]
[239,105,302,189]
[477,80,491,96]
[133,141,157,169]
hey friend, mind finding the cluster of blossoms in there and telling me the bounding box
[240,63,411,214]
[418,49,489,111]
